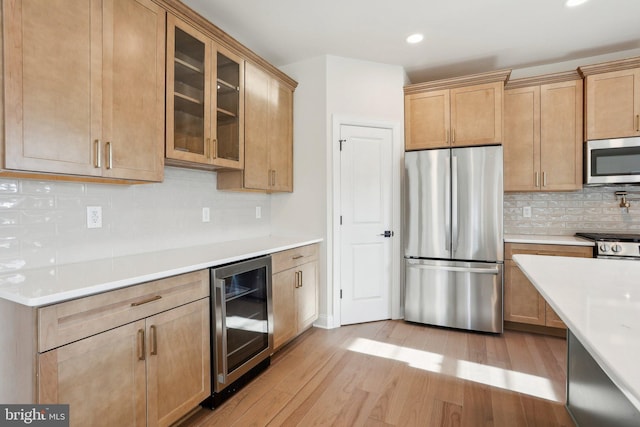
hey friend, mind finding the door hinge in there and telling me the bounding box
[339,139,346,151]
[340,289,343,299]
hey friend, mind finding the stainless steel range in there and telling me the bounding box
[575,232,640,259]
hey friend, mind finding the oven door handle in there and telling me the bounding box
[215,279,228,385]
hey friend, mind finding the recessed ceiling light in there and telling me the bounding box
[406,33,424,44]
[565,0,589,7]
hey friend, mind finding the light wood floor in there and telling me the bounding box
[180,320,574,427]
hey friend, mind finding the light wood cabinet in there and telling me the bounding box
[504,73,583,192]
[271,244,319,350]
[579,57,640,141]
[2,0,165,183]
[504,243,593,332]
[165,14,244,171]
[404,70,510,150]
[217,61,294,192]
[37,270,210,427]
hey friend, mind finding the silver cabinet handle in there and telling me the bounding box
[106,141,113,169]
[407,263,499,275]
[94,140,101,168]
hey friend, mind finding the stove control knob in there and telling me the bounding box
[599,243,610,252]
[612,244,622,253]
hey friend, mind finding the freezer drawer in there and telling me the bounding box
[404,259,503,333]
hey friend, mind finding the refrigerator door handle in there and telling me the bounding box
[451,156,459,252]
[406,262,500,275]
[444,156,451,251]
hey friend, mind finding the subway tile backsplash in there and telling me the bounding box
[0,167,270,273]
[504,185,640,235]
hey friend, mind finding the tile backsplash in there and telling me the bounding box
[0,167,270,273]
[505,185,640,235]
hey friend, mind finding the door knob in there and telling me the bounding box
[379,230,394,238]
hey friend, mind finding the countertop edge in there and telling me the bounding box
[504,235,594,246]
[0,236,323,307]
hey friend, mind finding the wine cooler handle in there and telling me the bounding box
[215,279,228,385]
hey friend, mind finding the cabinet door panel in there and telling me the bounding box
[272,269,297,350]
[405,90,449,150]
[4,0,101,176]
[586,69,640,140]
[504,86,540,191]
[297,262,319,332]
[540,80,583,191]
[451,82,503,146]
[269,80,293,192]
[243,62,270,189]
[103,0,165,181]
[38,320,146,427]
[545,305,566,329]
[146,299,210,427]
[504,260,545,325]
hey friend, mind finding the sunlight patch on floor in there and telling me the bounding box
[346,337,562,402]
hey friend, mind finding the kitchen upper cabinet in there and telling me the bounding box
[579,57,640,141]
[2,0,165,182]
[271,244,319,350]
[37,270,210,427]
[165,14,244,170]
[404,70,510,150]
[504,73,583,192]
[504,243,592,333]
[217,61,295,192]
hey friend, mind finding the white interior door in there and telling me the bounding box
[339,124,393,325]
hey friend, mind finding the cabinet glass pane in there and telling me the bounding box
[216,52,240,162]
[174,28,205,156]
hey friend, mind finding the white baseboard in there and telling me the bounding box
[312,314,338,329]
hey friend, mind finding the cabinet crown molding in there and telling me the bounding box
[505,70,582,90]
[404,69,511,94]
[578,56,640,77]
[157,0,298,90]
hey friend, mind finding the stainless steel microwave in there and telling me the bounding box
[585,137,640,185]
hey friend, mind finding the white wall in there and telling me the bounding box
[273,55,406,328]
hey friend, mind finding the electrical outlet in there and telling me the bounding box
[87,206,102,229]
[255,206,262,219]
[202,207,210,223]
[523,206,532,218]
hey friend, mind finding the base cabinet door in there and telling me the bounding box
[271,244,319,351]
[505,243,593,332]
[504,260,546,325]
[146,299,210,427]
[38,321,147,427]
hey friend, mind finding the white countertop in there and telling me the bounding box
[505,234,594,246]
[0,235,322,307]
[513,254,640,411]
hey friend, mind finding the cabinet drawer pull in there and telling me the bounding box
[452,128,455,144]
[137,329,145,361]
[543,171,547,187]
[299,270,303,287]
[106,141,113,169]
[446,129,450,144]
[636,114,639,132]
[535,171,539,187]
[292,255,304,260]
[131,295,162,307]
[94,140,101,168]
[150,325,157,356]
[212,138,218,159]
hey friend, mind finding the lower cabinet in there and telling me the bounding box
[272,244,319,350]
[37,270,210,427]
[504,243,592,332]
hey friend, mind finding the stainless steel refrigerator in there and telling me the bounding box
[404,145,503,333]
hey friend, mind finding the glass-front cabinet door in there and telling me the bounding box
[166,15,243,170]
[213,47,244,169]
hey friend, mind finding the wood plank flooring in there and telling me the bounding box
[179,320,574,427]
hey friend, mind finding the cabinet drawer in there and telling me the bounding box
[505,243,593,260]
[38,270,209,352]
[272,244,319,273]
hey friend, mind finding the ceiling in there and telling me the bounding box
[182,0,640,83]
